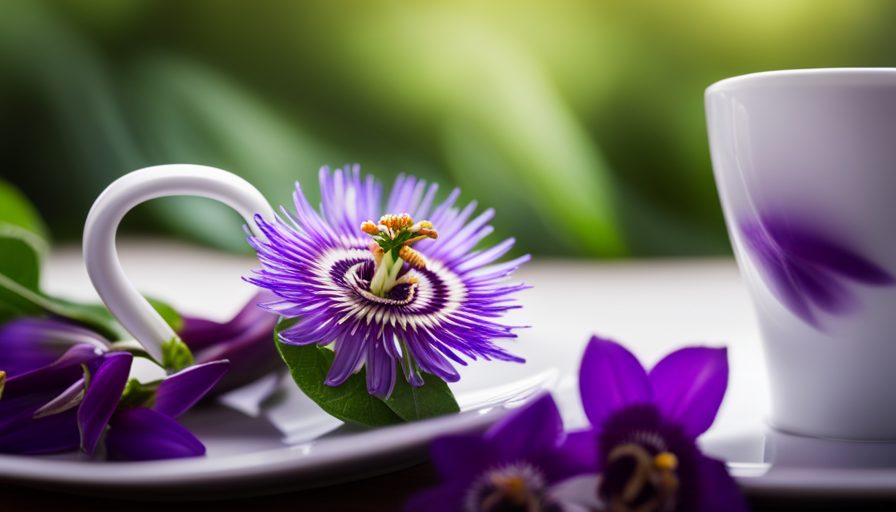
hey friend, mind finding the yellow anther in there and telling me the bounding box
[418,228,438,240]
[0,370,6,401]
[491,475,527,505]
[399,246,427,269]
[379,213,414,230]
[654,452,678,471]
[360,221,380,236]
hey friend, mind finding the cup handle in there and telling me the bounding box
[82,164,276,363]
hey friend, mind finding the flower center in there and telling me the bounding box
[360,213,438,297]
[465,462,561,512]
[601,443,680,512]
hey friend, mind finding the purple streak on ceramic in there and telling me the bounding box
[180,292,280,395]
[405,394,583,512]
[574,336,747,512]
[741,216,894,328]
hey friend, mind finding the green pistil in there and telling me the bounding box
[119,378,160,409]
[370,250,404,297]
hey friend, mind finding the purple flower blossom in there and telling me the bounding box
[0,342,229,460]
[571,336,748,512]
[0,292,279,396]
[246,166,529,399]
[405,394,586,512]
[179,291,281,394]
[0,318,109,378]
[741,216,894,327]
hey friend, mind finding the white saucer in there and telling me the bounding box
[18,239,894,499]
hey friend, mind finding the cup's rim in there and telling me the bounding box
[705,68,896,96]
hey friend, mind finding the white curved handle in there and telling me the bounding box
[83,164,276,363]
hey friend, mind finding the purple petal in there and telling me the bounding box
[180,291,276,350]
[0,344,103,427]
[649,347,728,439]
[430,435,492,481]
[538,428,600,480]
[365,339,396,399]
[78,352,132,456]
[105,407,205,461]
[0,319,109,378]
[487,394,563,463]
[154,360,230,418]
[0,408,80,454]
[694,456,749,512]
[579,336,653,429]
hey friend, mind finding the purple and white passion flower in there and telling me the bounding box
[246,166,529,399]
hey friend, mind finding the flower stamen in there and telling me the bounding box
[603,443,680,512]
[360,213,438,295]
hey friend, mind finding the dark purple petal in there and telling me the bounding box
[430,435,493,482]
[579,336,653,429]
[0,344,103,428]
[0,408,80,454]
[487,394,563,464]
[0,319,109,378]
[693,456,749,512]
[649,347,728,439]
[105,407,205,461]
[78,352,132,456]
[540,428,600,478]
[154,360,230,418]
[403,480,469,512]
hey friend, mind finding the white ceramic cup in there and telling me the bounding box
[706,69,896,440]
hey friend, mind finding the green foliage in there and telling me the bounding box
[385,369,460,422]
[275,317,460,426]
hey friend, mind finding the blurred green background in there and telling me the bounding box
[1,0,892,258]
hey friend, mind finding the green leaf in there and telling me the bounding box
[275,317,404,427]
[0,179,48,241]
[146,296,184,333]
[385,370,460,422]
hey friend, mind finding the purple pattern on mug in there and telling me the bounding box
[740,216,895,328]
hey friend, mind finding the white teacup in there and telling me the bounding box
[706,69,896,440]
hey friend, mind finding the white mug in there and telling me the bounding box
[706,69,896,440]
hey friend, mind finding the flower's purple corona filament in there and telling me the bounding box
[740,216,895,328]
[245,166,529,399]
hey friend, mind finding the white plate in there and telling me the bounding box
[9,240,893,499]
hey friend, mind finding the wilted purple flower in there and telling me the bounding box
[0,292,278,396]
[246,166,529,399]
[570,336,747,512]
[179,291,281,394]
[0,318,109,378]
[0,344,104,454]
[405,394,587,512]
[0,342,229,460]
[741,216,894,327]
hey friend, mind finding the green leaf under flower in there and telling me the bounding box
[275,317,461,426]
